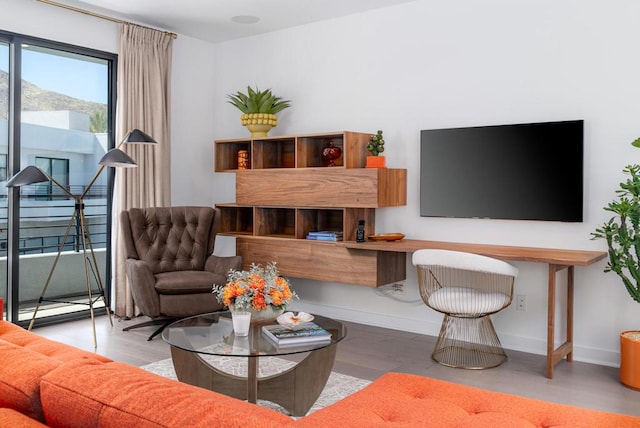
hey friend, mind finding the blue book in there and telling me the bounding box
[306,235,343,241]
[262,322,332,346]
[307,231,343,237]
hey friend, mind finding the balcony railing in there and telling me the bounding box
[0,186,108,256]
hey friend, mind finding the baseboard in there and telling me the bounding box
[293,302,621,369]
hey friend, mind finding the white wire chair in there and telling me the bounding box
[412,249,519,369]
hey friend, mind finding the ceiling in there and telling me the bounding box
[44,0,417,43]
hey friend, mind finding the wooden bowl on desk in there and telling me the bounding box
[367,233,405,242]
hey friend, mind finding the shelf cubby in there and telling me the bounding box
[255,207,296,238]
[297,208,344,239]
[252,137,296,169]
[217,204,253,235]
[214,139,251,172]
[296,134,345,168]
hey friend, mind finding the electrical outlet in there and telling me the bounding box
[516,294,527,312]
[390,283,405,296]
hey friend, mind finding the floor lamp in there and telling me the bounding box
[6,129,157,349]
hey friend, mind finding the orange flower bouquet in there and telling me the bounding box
[213,262,297,312]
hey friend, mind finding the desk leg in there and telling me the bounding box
[547,264,556,379]
[546,264,574,379]
[567,266,574,363]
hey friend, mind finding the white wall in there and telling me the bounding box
[212,0,640,367]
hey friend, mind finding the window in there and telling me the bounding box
[0,30,116,324]
[35,157,69,199]
[0,154,7,182]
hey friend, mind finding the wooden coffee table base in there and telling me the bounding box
[169,343,337,417]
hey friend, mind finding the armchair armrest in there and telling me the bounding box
[125,259,161,317]
[205,255,243,284]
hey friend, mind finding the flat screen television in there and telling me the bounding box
[420,120,584,222]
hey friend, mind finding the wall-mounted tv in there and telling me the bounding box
[420,120,584,222]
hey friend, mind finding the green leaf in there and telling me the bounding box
[226,86,290,114]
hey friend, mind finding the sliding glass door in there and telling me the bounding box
[0,41,8,316]
[1,31,116,325]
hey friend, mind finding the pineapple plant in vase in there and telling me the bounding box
[366,130,386,168]
[227,86,291,138]
[592,138,640,389]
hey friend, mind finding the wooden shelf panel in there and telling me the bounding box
[236,168,406,208]
[236,237,406,286]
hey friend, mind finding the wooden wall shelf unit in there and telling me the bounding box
[344,238,607,380]
[214,131,372,171]
[215,131,408,287]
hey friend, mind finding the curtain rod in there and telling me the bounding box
[36,0,178,39]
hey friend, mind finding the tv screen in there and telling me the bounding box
[420,120,584,222]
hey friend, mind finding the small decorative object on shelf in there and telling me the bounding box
[212,262,298,324]
[321,140,342,167]
[367,233,405,242]
[366,129,387,168]
[276,311,314,330]
[356,220,366,243]
[226,86,291,138]
[237,149,250,170]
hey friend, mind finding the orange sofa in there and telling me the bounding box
[1,298,639,427]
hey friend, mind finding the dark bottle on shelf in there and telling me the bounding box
[356,220,365,243]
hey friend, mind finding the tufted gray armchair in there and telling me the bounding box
[120,206,242,340]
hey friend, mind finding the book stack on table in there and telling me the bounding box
[305,231,343,241]
[262,322,332,347]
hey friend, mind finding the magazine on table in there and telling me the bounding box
[262,322,332,346]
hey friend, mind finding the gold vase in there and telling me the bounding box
[241,113,278,138]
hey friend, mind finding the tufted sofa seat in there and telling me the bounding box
[120,206,242,338]
[296,372,640,427]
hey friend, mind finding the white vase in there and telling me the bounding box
[231,311,251,336]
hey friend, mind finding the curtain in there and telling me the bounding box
[113,24,173,317]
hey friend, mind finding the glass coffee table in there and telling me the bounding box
[161,311,347,416]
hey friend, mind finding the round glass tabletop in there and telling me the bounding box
[161,311,347,357]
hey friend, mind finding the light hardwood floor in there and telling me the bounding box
[33,314,640,418]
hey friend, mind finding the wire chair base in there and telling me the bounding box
[432,314,507,369]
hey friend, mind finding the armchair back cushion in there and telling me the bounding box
[121,206,219,274]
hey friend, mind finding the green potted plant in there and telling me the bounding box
[592,138,640,389]
[227,86,291,138]
[366,129,386,168]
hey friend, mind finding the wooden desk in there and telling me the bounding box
[343,239,607,378]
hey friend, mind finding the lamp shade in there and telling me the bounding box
[99,148,138,168]
[124,129,157,144]
[6,166,50,187]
